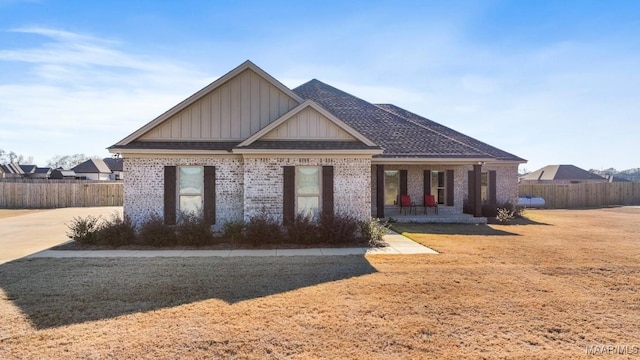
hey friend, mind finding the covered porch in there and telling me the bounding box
[370,161,488,223]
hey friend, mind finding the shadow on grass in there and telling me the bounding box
[0,256,376,329]
[391,223,520,236]
[487,217,552,226]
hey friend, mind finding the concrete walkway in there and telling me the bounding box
[28,230,437,258]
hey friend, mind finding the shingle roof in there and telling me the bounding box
[293,79,524,161]
[19,165,37,173]
[103,158,124,172]
[71,159,112,174]
[35,167,52,174]
[520,165,606,181]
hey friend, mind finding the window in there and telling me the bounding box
[431,171,446,204]
[178,166,203,214]
[296,166,321,217]
[384,170,399,205]
[481,172,488,203]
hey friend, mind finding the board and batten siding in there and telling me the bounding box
[140,69,299,141]
[262,107,356,141]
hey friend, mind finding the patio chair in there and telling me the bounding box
[400,195,416,215]
[424,194,438,215]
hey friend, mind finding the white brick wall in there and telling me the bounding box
[243,157,371,222]
[124,155,371,229]
[123,156,244,228]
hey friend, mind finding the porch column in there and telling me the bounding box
[473,164,482,217]
[376,165,384,218]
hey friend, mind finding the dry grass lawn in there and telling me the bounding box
[1,207,638,359]
[0,209,43,219]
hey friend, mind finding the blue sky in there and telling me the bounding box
[0,0,638,172]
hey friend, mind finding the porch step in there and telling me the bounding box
[384,214,487,224]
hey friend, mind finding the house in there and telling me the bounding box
[103,157,124,180]
[19,165,37,176]
[32,167,53,179]
[519,165,607,184]
[109,61,525,228]
[0,163,25,179]
[71,159,112,180]
[49,169,77,180]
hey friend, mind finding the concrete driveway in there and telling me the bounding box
[0,207,122,264]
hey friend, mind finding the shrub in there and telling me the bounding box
[175,211,213,246]
[138,213,177,247]
[220,221,244,244]
[359,218,389,247]
[95,212,136,247]
[496,207,515,223]
[317,211,359,245]
[66,215,101,244]
[244,212,284,246]
[285,213,319,245]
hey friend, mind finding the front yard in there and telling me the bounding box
[1,208,638,359]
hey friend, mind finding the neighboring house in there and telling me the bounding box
[109,60,525,228]
[32,167,53,179]
[103,157,124,180]
[519,165,607,184]
[19,165,37,177]
[49,169,77,180]
[0,163,25,179]
[71,159,112,180]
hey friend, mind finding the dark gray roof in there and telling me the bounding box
[521,165,607,181]
[103,158,124,172]
[19,165,37,173]
[293,79,524,161]
[35,167,53,174]
[110,141,240,151]
[1,163,24,174]
[71,159,112,174]
[375,104,525,161]
[243,141,380,150]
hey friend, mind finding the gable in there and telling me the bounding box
[139,68,299,141]
[261,107,357,141]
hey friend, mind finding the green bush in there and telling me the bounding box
[138,213,177,247]
[66,215,101,244]
[175,212,213,246]
[95,212,136,247]
[244,212,284,246]
[359,218,389,247]
[285,214,319,245]
[220,221,244,244]
[317,211,359,245]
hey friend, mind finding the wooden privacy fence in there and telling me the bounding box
[518,182,640,209]
[0,180,123,209]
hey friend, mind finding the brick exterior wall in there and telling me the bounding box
[123,156,244,228]
[124,155,371,229]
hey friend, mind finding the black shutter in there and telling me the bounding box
[283,166,295,225]
[489,170,497,209]
[164,166,176,225]
[203,166,216,226]
[322,166,334,216]
[400,170,408,196]
[376,165,384,218]
[423,170,431,204]
[446,169,454,206]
